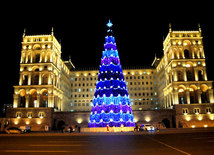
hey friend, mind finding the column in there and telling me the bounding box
[48,94,54,107]
[28,73,31,85]
[174,70,178,82]
[25,94,30,108]
[37,94,40,107]
[204,69,208,81]
[197,89,202,104]
[48,73,52,85]
[19,74,23,85]
[194,69,198,81]
[183,69,187,81]
[169,93,172,107]
[208,89,214,103]
[186,90,190,104]
[39,72,42,85]
[173,90,179,105]
[13,94,19,108]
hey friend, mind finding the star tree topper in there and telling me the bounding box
[107,19,113,33]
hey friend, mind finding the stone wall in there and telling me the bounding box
[5,107,53,131]
[52,109,175,129]
[174,104,214,128]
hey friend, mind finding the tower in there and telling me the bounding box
[162,25,213,107]
[13,29,72,111]
[88,20,135,127]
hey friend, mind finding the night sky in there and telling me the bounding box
[1,3,214,110]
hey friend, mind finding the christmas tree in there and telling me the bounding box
[88,20,135,128]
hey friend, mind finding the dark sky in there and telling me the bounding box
[1,3,214,108]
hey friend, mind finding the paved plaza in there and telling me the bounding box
[0,128,214,154]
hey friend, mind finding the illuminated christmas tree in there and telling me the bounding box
[88,20,135,128]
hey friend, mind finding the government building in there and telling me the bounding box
[1,25,214,131]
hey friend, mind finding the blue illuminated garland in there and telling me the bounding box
[89,20,135,128]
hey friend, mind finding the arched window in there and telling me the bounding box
[40,91,48,107]
[184,49,190,59]
[19,90,26,107]
[42,74,49,85]
[29,90,37,107]
[187,69,194,81]
[198,70,204,81]
[201,85,209,103]
[23,75,28,85]
[189,86,198,104]
[35,54,40,63]
[178,88,186,104]
[177,71,184,81]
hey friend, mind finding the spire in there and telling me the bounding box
[169,23,172,32]
[198,23,202,32]
[23,28,26,38]
[51,27,54,35]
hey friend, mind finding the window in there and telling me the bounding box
[194,108,200,114]
[38,112,45,118]
[206,107,212,113]
[16,112,22,118]
[27,112,33,118]
[182,108,188,114]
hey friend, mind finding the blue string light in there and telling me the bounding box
[89,20,135,128]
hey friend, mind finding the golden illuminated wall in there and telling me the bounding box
[158,26,214,108]
[13,30,72,111]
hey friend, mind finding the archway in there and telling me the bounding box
[19,89,26,107]
[162,118,170,128]
[57,120,65,130]
[201,84,209,103]
[189,85,198,104]
[29,89,37,107]
[186,62,194,81]
[178,86,186,104]
[40,89,48,107]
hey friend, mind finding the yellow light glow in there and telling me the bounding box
[14,121,18,125]
[145,117,151,122]
[26,121,30,125]
[191,125,195,128]
[134,118,138,123]
[77,118,83,124]
[37,121,41,125]
[198,116,203,121]
[186,64,191,67]
[186,117,191,121]
[204,125,208,128]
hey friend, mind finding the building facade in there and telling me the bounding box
[3,25,214,131]
[70,67,158,112]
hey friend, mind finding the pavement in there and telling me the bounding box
[0,128,213,154]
